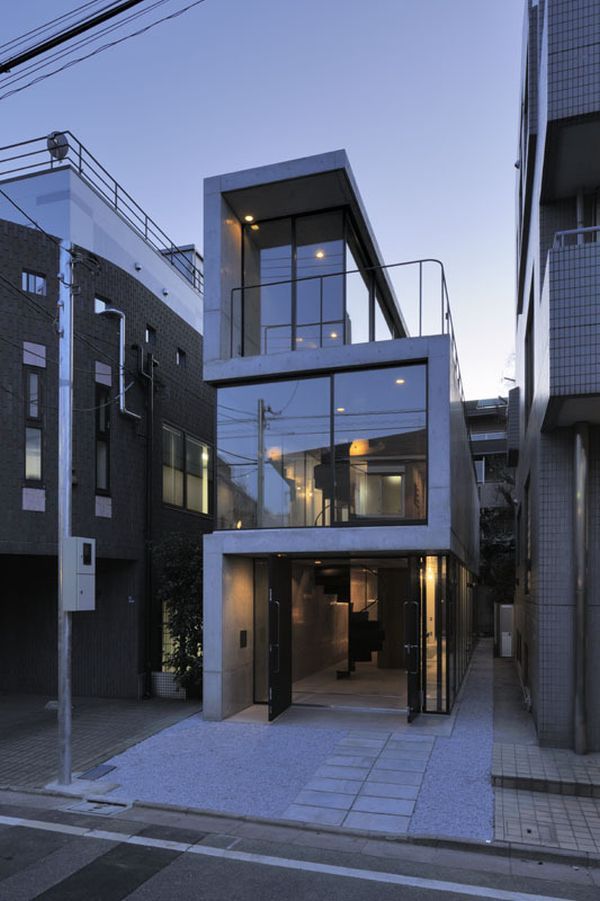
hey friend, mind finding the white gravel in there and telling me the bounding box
[99,713,346,819]
[409,641,494,841]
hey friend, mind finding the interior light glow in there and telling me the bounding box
[395,378,406,385]
[336,407,345,413]
[243,214,254,222]
[315,249,325,259]
[349,438,369,456]
[235,520,242,529]
[314,560,322,565]
[330,331,338,339]
[250,223,260,231]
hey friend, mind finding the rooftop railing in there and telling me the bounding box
[0,132,203,292]
[230,258,465,403]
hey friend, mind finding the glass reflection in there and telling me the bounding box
[217,377,331,528]
[243,218,292,355]
[334,366,426,522]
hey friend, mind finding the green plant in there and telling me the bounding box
[154,534,203,695]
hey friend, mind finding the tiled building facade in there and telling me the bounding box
[513,0,600,750]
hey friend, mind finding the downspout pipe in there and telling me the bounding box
[95,304,141,420]
[574,422,588,755]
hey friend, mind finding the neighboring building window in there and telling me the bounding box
[145,325,157,347]
[474,458,485,484]
[162,424,211,514]
[176,348,186,368]
[216,363,427,529]
[524,301,534,426]
[24,364,43,481]
[21,270,47,295]
[524,476,531,594]
[96,385,111,494]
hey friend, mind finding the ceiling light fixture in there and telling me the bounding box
[244,214,254,222]
[395,378,406,385]
[336,406,345,413]
[250,223,260,231]
[330,331,338,339]
[315,249,325,259]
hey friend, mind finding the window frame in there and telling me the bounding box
[95,383,111,496]
[161,421,213,517]
[21,269,47,296]
[23,364,44,484]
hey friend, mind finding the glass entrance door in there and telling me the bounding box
[267,555,292,721]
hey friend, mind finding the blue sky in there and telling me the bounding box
[1,0,524,398]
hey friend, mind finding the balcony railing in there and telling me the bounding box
[553,225,600,248]
[0,132,203,292]
[230,258,465,402]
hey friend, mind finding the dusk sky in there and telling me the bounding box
[2,0,524,399]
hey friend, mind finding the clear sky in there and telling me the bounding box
[1,0,524,399]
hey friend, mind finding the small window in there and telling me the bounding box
[474,458,485,484]
[25,427,42,481]
[23,341,46,368]
[96,385,111,494]
[26,372,41,419]
[22,270,47,296]
[176,348,186,368]
[145,325,157,347]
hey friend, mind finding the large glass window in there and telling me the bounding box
[334,365,427,523]
[217,376,331,529]
[216,364,427,529]
[238,210,400,357]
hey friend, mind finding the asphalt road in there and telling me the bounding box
[0,798,599,901]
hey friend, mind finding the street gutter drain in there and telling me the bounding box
[65,799,130,817]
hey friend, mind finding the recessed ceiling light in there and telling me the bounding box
[336,406,345,413]
[315,249,325,259]
[395,378,405,384]
[314,559,322,565]
[244,214,254,222]
[250,223,260,231]
[330,331,338,339]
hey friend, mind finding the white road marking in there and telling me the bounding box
[0,813,575,901]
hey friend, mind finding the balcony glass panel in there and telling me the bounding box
[345,234,370,344]
[333,365,427,523]
[217,376,331,529]
[243,218,292,355]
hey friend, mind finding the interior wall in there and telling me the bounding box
[291,562,347,682]
[221,555,254,716]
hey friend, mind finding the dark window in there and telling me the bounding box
[216,363,427,529]
[145,325,157,347]
[24,365,43,481]
[524,476,531,594]
[162,424,211,514]
[96,385,111,494]
[524,297,534,426]
[21,270,46,295]
[176,348,186,368]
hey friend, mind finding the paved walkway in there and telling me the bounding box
[492,659,600,854]
[0,693,197,789]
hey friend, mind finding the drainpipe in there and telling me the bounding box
[95,305,141,421]
[136,346,158,695]
[576,190,585,245]
[573,422,588,754]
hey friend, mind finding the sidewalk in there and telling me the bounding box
[0,693,197,789]
[491,659,600,854]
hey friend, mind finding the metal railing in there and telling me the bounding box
[554,225,600,248]
[0,132,203,292]
[230,258,465,403]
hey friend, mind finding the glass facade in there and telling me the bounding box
[216,364,427,529]
[162,425,211,514]
[237,209,397,357]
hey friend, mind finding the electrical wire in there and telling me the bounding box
[0,1,111,56]
[0,0,174,92]
[0,0,208,102]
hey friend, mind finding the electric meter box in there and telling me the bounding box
[62,536,96,611]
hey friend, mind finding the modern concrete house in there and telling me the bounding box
[0,132,213,699]
[512,0,600,750]
[202,151,479,723]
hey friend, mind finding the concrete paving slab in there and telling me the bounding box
[343,811,410,833]
[316,765,372,781]
[366,769,422,786]
[351,796,415,816]
[305,778,363,795]
[283,804,346,826]
[358,782,419,801]
[294,790,354,811]
[373,758,427,772]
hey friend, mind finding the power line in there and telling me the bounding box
[0,1,109,56]
[0,0,174,92]
[0,0,208,102]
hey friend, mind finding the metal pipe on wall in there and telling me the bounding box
[573,422,589,755]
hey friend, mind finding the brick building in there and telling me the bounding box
[0,132,213,699]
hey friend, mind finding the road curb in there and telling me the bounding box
[2,784,599,870]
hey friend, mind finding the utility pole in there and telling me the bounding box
[57,242,74,785]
